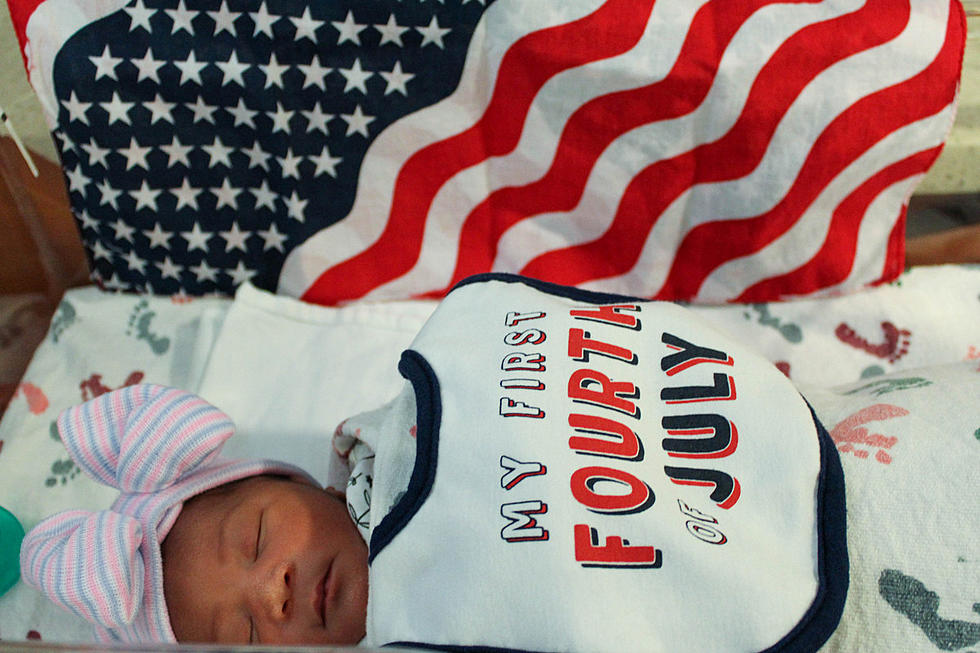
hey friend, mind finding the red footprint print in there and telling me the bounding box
[15,383,49,415]
[830,403,908,464]
[835,321,910,363]
[79,372,145,401]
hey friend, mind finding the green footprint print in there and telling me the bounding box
[879,569,980,650]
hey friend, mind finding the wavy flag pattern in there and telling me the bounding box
[288,0,963,305]
[7,0,963,304]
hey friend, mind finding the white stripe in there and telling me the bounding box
[278,0,604,297]
[801,175,922,299]
[848,174,923,283]
[699,102,954,301]
[584,0,950,299]
[362,0,712,299]
[489,0,864,282]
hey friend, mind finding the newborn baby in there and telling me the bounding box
[22,273,849,651]
[19,384,368,646]
[161,475,368,645]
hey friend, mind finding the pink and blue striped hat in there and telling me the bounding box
[19,384,311,643]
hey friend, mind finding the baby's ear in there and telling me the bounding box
[325,486,346,501]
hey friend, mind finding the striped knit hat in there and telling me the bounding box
[19,384,312,643]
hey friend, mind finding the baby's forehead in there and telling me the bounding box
[169,475,267,534]
[206,472,302,498]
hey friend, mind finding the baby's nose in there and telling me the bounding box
[256,561,294,623]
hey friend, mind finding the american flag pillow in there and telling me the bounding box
[7,0,965,304]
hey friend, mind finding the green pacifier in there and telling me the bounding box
[0,505,25,596]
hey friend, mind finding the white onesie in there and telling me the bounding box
[336,273,847,653]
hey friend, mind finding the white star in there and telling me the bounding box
[227,98,258,128]
[82,138,111,168]
[310,146,341,177]
[132,185,159,212]
[260,52,288,89]
[258,222,287,251]
[284,190,307,221]
[123,249,147,275]
[181,222,212,251]
[156,256,183,280]
[54,130,75,155]
[175,50,208,85]
[417,15,450,48]
[185,96,218,123]
[133,48,166,83]
[216,50,250,87]
[172,178,202,211]
[97,180,122,209]
[102,272,128,292]
[76,209,99,232]
[62,91,91,124]
[227,260,257,286]
[89,45,122,80]
[118,137,152,170]
[220,222,250,252]
[202,137,234,167]
[298,55,331,90]
[380,60,414,95]
[374,14,409,47]
[189,259,219,283]
[243,141,271,170]
[249,3,278,38]
[125,0,155,32]
[338,58,372,94]
[269,102,294,133]
[211,178,241,210]
[143,223,172,248]
[301,102,333,134]
[65,165,90,194]
[101,92,134,125]
[166,0,198,35]
[91,240,113,263]
[290,7,323,42]
[332,11,367,45]
[144,93,176,124]
[161,136,193,167]
[111,218,136,242]
[252,180,277,210]
[340,104,374,137]
[207,1,238,36]
[278,148,302,179]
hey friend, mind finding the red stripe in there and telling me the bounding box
[436,0,817,294]
[520,0,910,288]
[6,0,46,68]
[735,146,942,301]
[655,2,961,299]
[877,193,908,286]
[302,0,656,305]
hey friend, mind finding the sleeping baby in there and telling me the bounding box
[20,273,979,652]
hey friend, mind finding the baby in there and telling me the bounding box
[21,273,850,651]
[38,272,980,651]
[160,475,368,645]
[19,383,369,646]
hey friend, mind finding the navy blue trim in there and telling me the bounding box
[453,272,651,305]
[760,403,849,653]
[385,644,542,653]
[368,349,442,563]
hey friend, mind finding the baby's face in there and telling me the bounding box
[161,475,368,645]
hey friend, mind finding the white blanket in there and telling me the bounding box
[0,265,978,650]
